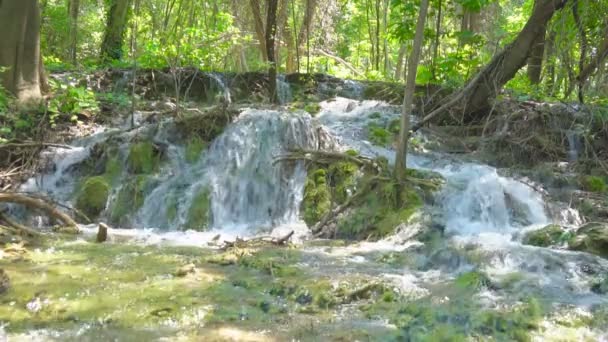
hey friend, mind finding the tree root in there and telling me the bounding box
[274,149,384,174]
[0,192,79,234]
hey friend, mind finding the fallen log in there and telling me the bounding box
[0,193,79,232]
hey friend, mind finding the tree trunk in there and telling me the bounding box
[432,0,442,80]
[570,0,587,102]
[100,0,131,62]
[266,0,279,103]
[545,28,557,94]
[68,0,80,64]
[526,0,546,84]
[297,0,318,72]
[413,0,569,129]
[0,0,43,104]
[394,44,407,80]
[394,0,429,180]
[250,0,268,61]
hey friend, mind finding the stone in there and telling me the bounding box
[569,222,608,258]
[96,222,108,243]
[522,224,566,247]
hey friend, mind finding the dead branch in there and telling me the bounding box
[274,149,383,173]
[0,212,41,236]
[0,193,78,230]
[0,141,73,150]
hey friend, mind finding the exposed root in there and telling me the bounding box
[274,149,384,174]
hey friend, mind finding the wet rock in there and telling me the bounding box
[522,224,567,247]
[591,277,608,294]
[75,176,110,219]
[569,222,608,258]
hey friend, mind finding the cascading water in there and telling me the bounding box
[277,74,293,104]
[205,72,232,104]
[9,93,608,339]
[316,97,608,309]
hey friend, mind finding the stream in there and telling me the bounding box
[2,83,608,340]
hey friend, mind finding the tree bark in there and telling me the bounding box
[432,0,442,80]
[394,44,407,80]
[100,0,131,62]
[0,0,43,103]
[544,28,557,94]
[527,0,546,84]
[394,0,429,180]
[413,0,569,129]
[68,0,80,64]
[266,0,279,103]
[571,0,587,102]
[250,0,268,61]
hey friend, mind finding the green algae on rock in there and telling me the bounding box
[75,176,110,219]
[185,187,211,230]
[522,224,567,247]
[110,175,149,226]
[569,222,608,258]
[127,141,160,174]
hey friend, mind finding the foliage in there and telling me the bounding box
[48,82,99,127]
[185,137,206,164]
[581,176,607,193]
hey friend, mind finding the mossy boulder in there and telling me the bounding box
[185,187,211,231]
[302,169,331,226]
[127,141,160,174]
[303,102,321,115]
[568,222,608,258]
[184,137,206,164]
[522,224,567,247]
[110,176,148,226]
[75,176,110,219]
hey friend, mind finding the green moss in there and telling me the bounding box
[104,155,122,183]
[110,176,148,226]
[127,141,159,174]
[327,161,358,204]
[522,224,566,247]
[303,103,321,115]
[388,118,401,134]
[581,175,607,192]
[568,222,608,258]
[367,123,392,146]
[185,187,211,231]
[302,169,331,226]
[336,180,422,240]
[185,137,206,164]
[75,176,110,219]
[455,271,490,290]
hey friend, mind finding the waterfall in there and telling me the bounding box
[277,74,292,104]
[206,72,232,104]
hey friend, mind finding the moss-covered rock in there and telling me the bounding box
[110,176,148,226]
[522,224,567,247]
[581,175,607,193]
[127,141,159,174]
[75,176,110,219]
[568,222,608,258]
[302,169,331,226]
[184,137,206,164]
[303,102,321,115]
[185,187,211,230]
[367,123,393,147]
